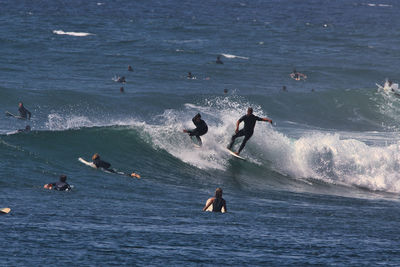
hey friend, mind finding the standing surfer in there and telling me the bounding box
[183,113,208,146]
[227,107,272,155]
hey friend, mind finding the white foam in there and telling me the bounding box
[53,30,94,37]
[221,53,249,60]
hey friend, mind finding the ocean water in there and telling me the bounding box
[1,0,400,265]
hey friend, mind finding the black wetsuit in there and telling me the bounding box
[212,197,226,212]
[228,114,263,153]
[93,158,115,173]
[18,106,31,119]
[50,181,71,191]
[187,116,208,146]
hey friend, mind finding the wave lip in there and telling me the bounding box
[53,30,94,37]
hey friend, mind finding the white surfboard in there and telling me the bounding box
[78,157,96,168]
[227,149,246,160]
[0,208,11,214]
[5,111,25,120]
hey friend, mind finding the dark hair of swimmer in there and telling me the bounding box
[247,107,253,114]
[25,125,31,131]
[224,89,228,94]
[128,65,133,71]
[215,188,223,198]
[92,153,100,161]
[120,87,124,93]
[60,175,67,182]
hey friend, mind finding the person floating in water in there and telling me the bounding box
[18,102,31,120]
[187,72,196,79]
[290,69,307,81]
[17,125,31,133]
[202,188,227,213]
[128,65,133,72]
[44,175,71,191]
[120,87,124,93]
[227,107,272,155]
[117,76,126,83]
[183,113,208,146]
[216,55,224,64]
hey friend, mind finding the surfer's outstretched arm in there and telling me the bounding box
[261,117,273,124]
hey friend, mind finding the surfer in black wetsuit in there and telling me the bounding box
[92,153,115,172]
[216,55,223,64]
[44,175,71,191]
[290,69,307,81]
[183,113,208,146]
[18,102,31,120]
[117,76,126,83]
[227,107,272,155]
[202,188,227,213]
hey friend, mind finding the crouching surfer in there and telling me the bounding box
[92,153,140,178]
[183,113,208,146]
[202,188,227,213]
[44,175,71,191]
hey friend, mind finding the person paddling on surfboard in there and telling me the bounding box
[92,153,114,172]
[183,113,208,146]
[203,188,227,213]
[227,107,272,155]
[290,69,307,81]
[18,102,31,120]
[91,153,140,178]
[44,175,71,191]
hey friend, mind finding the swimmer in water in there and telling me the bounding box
[120,87,124,93]
[290,69,307,81]
[128,65,133,71]
[117,76,126,83]
[44,175,71,191]
[17,125,31,133]
[187,72,194,79]
[202,188,227,213]
[216,55,223,64]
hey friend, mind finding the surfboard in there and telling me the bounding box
[78,157,96,168]
[78,157,140,178]
[205,199,226,213]
[5,111,25,120]
[0,208,11,214]
[227,149,245,160]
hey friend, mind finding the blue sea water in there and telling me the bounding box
[1,0,400,265]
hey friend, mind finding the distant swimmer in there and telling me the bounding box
[227,107,272,155]
[202,188,227,213]
[183,113,208,146]
[128,65,133,72]
[290,69,307,81]
[187,72,196,79]
[17,125,31,133]
[216,55,224,64]
[18,102,31,120]
[44,175,71,191]
[120,87,124,93]
[224,88,228,94]
[282,86,287,92]
[117,76,126,83]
